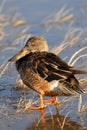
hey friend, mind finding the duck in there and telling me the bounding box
[9,36,87,110]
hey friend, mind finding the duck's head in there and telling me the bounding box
[9,36,48,62]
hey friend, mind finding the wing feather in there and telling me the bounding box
[28,52,73,82]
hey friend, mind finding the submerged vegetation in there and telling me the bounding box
[0,0,87,130]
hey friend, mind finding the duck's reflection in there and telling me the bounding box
[26,109,82,130]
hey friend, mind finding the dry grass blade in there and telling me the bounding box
[11,33,31,46]
[52,27,83,55]
[80,78,87,83]
[15,94,38,113]
[0,104,10,118]
[52,27,83,56]
[11,13,27,27]
[71,54,87,66]
[59,96,78,105]
[62,27,82,47]
[68,46,87,65]
[60,15,73,23]
[52,43,68,55]
[0,62,10,78]
[80,103,87,112]
[0,60,7,69]
[12,20,27,27]
[0,30,5,40]
[41,5,74,30]
[24,99,38,112]
[16,98,25,114]
[67,28,83,47]
[57,111,71,129]
[0,0,6,13]
[48,107,55,125]
[78,95,82,113]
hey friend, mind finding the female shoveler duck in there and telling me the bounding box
[9,36,87,110]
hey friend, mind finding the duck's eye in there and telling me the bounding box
[32,42,35,46]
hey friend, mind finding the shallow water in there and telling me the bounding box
[0,0,87,130]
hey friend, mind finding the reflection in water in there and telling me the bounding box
[26,109,82,130]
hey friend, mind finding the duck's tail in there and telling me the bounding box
[47,75,87,96]
[72,69,87,75]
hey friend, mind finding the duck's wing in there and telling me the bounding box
[28,52,73,81]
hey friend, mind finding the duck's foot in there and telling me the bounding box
[27,95,59,111]
[30,105,46,110]
[30,94,46,110]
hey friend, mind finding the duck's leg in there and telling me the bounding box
[31,94,46,110]
[44,96,58,106]
[39,94,46,109]
[44,96,59,111]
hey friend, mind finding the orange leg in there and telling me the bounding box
[44,96,58,105]
[44,96,59,110]
[30,94,46,110]
[30,96,58,110]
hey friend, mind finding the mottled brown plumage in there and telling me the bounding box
[9,36,87,109]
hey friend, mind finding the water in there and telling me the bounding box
[0,0,87,130]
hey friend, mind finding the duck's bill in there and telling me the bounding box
[8,47,30,62]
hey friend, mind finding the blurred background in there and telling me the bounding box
[0,0,87,130]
